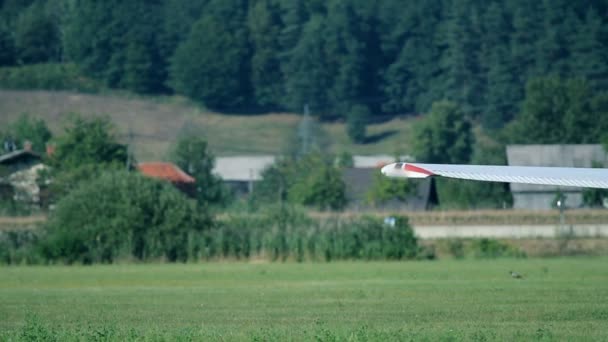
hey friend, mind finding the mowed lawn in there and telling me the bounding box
[1,258,608,341]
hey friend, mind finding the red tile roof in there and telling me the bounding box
[138,162,195,183]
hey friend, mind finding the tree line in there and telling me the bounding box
[1,0,608,130]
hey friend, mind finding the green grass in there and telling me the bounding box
[1,258,608,341]
[0,90,414,161]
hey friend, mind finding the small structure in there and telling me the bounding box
[0,149,46,205]
[137,162,196,196]
[506,144,608,210]
[214,155,276,195]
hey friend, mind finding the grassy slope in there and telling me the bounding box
[1,259,607,341]
[0,90,414,161]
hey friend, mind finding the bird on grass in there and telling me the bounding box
[509,270,524,279]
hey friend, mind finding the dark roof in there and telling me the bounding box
[138,162,195,183]
[0,150,41,165]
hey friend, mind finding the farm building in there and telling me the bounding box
[137,162,196,196]
[506,144,608,210]
[0,148,47,205]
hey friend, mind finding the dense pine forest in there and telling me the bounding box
[1,0,608,135]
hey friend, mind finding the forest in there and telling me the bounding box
[1,0,608,134]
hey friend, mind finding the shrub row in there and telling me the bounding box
[0,63,102,92]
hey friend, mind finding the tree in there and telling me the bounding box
[412,100,474,164]
[346,104,369,143]
[43,170,211,263]
[45,115,128,201]
[14,1,60,64]
[281,15,331,115]
[170,134,229,208]
[254,153,347,211]
[248,0,284,108]
[366,168,413,207]
[570,7,608,91]
[169,0,251,110]
[287,153,347,211]
[506,77,601,144]
[2,113,52,154]
[436,0,482,116]
[0,22,16,66]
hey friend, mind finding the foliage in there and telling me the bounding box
[366,168,413,207]
[435,132,512,209]
[44,115,128,201]
[506,77,608,144]
[211,209,420,261]
[470,238,526,259]
[1,113,51,153]
[169,0,251,110]
[169,134,230,208]
[412,100,474,164]
[346,104,369,143]
[254,153,347,211]
[42,170,210,264]
[14,1,61,64]
[0,63,103,92]
[1,0,608,129]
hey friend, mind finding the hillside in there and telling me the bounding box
[0,90,415,161]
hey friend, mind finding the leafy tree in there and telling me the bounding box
[45,115,128,200]
[437,0,482,116]
[0,22,16,66]
[254,153,347,211]
[14,1,60,64]
[506,77,602,144]
[571,7,608,91]
[412,100,474,164]
[281,15,331,115]
[2,113,51,153]
[366,168,413,207]
[170,0,251,110]
[248,0,284,108]
[288,153,347,211]
[346,104,369,143]
[42,170,211,264]
[170,134,230,208]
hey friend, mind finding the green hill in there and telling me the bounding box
[0,90,414,161]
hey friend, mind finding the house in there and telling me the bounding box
[506,144,608,210]
[137,162,196,196]
[0,148,46,204]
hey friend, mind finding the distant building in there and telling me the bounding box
[214,155,276,195]
[0,148,47,205]
[137,162,196,196]
[506,144,608,210]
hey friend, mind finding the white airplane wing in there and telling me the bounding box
[380,162,608,189]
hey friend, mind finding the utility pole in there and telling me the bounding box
[298,103,311,156]
[126,124,134,170]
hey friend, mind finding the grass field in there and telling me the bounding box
[1,258,608,341]
[0,90,414,160]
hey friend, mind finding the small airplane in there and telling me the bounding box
[380,162,608,189]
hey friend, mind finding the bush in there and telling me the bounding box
[211,210,421,262]
[41,170,212,264]
[0,63,103,92]
[0,229,42,264]
[470,238,526,259]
